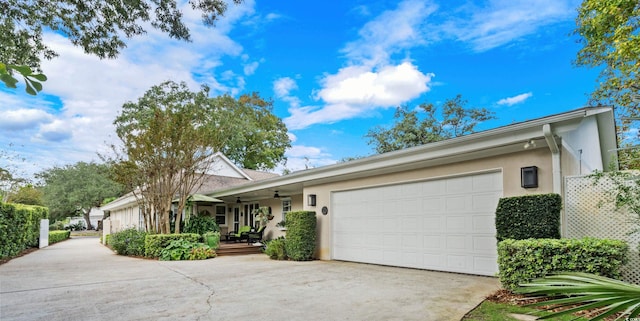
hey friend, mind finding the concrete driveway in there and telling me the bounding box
[0,237,499,321]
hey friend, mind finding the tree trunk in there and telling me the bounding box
[82,209,93,230]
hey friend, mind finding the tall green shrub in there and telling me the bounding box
[110,228,147,256]
[183,215,220,235]
[495,193,561,241]
[284,211,316,261]
[0,202,49,258]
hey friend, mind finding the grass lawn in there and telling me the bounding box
[462,300,590,321]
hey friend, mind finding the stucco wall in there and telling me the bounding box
[302,148,553,260]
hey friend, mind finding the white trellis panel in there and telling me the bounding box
[564,174,639,285]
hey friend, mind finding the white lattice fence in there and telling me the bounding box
[565,175,639,285]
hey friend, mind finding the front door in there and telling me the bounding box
[233,207,240,232]
[243,203,259,228]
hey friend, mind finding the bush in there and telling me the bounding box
[265,237,287,260]
[183,215,220,235]
[0,202,48,258]
[203,231,220,250]
[49,230,70,244]
[284,211,316,261]
[110,228,148,256]
[497,237,628,290]
[159,239,215,261]
[144,233,201,258]
[495,193,561,241]
[65,221,86,231]
[49,221,65,231]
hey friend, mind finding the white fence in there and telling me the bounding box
[564,175,639,284]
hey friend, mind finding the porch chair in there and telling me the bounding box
[247,225,266,244]
[227,225,251,242]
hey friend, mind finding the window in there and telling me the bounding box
[215,205,226,225]
[282,199,291,222]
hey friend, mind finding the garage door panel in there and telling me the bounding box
[332,171,502,276]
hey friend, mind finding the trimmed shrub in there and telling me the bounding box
[0,202,49,258]
[49,230,70,244]
[203,231,220,250]
[110,228,148,256]
[183,215,219,235]
[265,237,287,260]
[49,221,65,231]
[284,211,316,261]
[498,237,628,290]
[159,239,215,261]
[144,233,201,258]
[495,193,561,241]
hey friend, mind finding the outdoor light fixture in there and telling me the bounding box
[521,166,538,188]
[308,194,317,206]
[523,139,537,149]
[236,197,241,204]
[273,191,280,198]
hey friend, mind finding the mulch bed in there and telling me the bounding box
[485,289,620,320]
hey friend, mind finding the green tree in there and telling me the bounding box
[37,162,124,229]
[1,0,242,93]
[574,0,640,169]
[6,184,43,206]
[108,81,289,234]
[365,94,495,154]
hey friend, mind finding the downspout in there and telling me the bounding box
[543,124,564,236]
[543,124,561,194]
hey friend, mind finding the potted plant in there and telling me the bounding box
[252,206,273,228]
[276,219,286,231]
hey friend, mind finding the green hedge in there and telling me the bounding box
[144,233,201,258]
[495,193,561,241]
[497,237,628,290]
[284,211,316,261]
[110,228,148,256]
[0,202,49,258]
[49,230,70,244]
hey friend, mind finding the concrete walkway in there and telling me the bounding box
[0,237,500,321]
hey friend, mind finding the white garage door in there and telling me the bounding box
[332,171,502,276]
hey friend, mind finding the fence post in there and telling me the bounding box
[39,219,49,248]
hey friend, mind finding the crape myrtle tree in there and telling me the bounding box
[37,162,124,229]
[575,0,640,169]
[108,81,289,234]
[0,0,242,94]
[366,94,495,154]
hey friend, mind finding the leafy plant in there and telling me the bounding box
[159,239,214,261]
[109,228,147,256]
[184,214,220,235]
[0,63,47,95]
[275,220,286,228]
[265,237,287,260]
[517,272,640,320]
[252,206,273,228]
[48,230,70,244]
[203,231,220,250]
[188,246,216,260]
[144,233,201,258]
[49,221,65,231]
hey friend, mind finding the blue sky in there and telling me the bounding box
[1,0,602,179]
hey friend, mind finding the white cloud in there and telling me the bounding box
[317,62,433,106]
[243,61,260,75]
[0,109,54,131]
[275,144,337,173]
[342,0,437,66]
[442,0,577,52]
[497,92,533,106]
[274,77,298,98]
[282,0,436,130]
